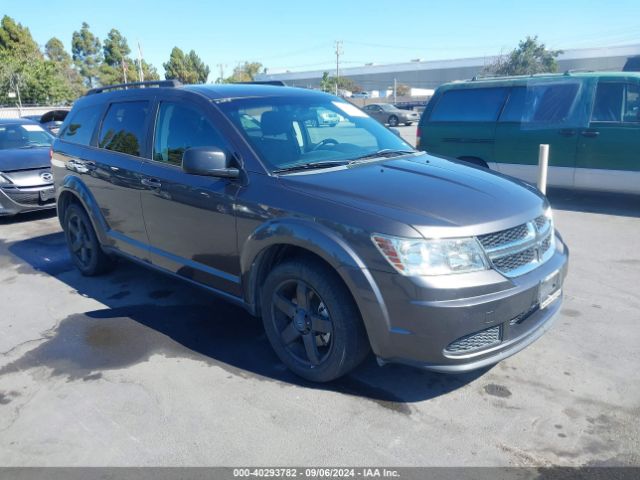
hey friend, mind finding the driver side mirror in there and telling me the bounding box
[182,147,239,178]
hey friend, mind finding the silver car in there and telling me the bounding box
[363,103,420,126]
[0,119,56,217]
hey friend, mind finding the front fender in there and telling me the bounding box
[240,218,391,355]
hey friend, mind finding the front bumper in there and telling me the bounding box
[365,232,569,372]
[0,184,56,216]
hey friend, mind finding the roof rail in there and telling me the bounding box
[235,80,287,86]
[563,69,595,75]
[86,79,182,95]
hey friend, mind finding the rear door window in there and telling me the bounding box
[98,101,149,156]
[430,87,508,122]
[60,106,101,146]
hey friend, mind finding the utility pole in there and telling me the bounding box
[137,41,145,82]
[334,40,343,96]
[216,64,226,83]
[121,58,128,84]
[393,78,397,103]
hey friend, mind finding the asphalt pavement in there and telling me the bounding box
[0,182,639,466]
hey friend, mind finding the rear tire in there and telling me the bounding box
[63,203,114,276]
[261,259,370,382]
[388,115,399,127]
[404,122,413,126]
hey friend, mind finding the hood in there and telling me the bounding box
[280,153,547,238]
[0,148,51,172]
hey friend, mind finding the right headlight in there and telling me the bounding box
[372,234,489,276]
[0,172,13,185]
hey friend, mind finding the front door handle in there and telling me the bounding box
[558,129,576,137]
[141,178,162,188]
[581,129,600,138]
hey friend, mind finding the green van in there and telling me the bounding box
[417,72,640,194]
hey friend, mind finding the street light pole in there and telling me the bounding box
[334,40,343,96]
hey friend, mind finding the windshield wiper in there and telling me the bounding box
[273,160,350,174]
[347,149,415,163]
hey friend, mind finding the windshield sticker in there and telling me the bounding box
[332,101,367,118]
[21,124,45,132]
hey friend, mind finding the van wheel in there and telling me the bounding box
[63,203,114,276]
[388,115,399,127]
[261,259,370,382]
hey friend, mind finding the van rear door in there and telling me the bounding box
[493,81,583,188]
[419,86,507,164]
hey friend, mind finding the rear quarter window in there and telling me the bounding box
[59,106,102,146]
[429,87,508,122]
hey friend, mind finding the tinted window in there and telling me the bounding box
[592,83,624,122]
[153,102,227,165]
[430,87,508,122]
[60,106,101,146]
[500,83,579,124]
[98,101,149,156]
[0,123,53,150]
[623,83,640,123]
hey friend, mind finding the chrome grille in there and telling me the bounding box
[2,187,54,206]
[478,223,529,249]
[492,247,536,272]
[445,325,501,355]
[478,214,554,277]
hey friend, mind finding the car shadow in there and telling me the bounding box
[0,208,57,225]
[546,188,640,218]
[5,231,488,407]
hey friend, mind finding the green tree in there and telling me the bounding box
[0,16,76,104]
[72,22,102,87]
[102,29,130,67]
[318,72,358,94]
[487,36,562,76]
[163,47,209,84]
[225,61,263,83]
[45,36,85,98]
[45,37,70,64]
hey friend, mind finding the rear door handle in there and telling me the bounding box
[581,129,600,138]
[141,178,162,188]
[558,129,576,137]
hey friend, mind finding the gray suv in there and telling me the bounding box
[52,80,569,382]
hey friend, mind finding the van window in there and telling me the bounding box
[624,84,640,123]
[500,83,579,124]
[430,88,508,122]
[592,83,624,122]
[98,101,149,156]
[60,106,101,146]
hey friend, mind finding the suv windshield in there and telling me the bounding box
[216,96,413,171]
[0,123,54,150]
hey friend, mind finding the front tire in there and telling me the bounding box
[63,203,114,276]
[261,259,370,382]
[388,115,399,127]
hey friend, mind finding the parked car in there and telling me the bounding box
[0,119,56,216]
[350,91,370,99]
[418,72,640,194]
[623,56,640,72]
[52,80,568,382]
[363,103,420,126]
[308,107,341,127]
[21,109,69,136]
[39,109,69,135]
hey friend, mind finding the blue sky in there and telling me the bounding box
[4,0,640,78]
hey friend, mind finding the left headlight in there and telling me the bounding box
[372,234,489,276]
